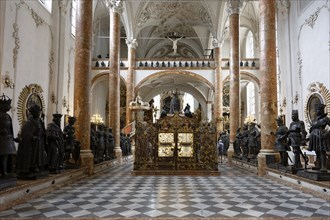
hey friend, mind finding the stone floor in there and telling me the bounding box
[1,162,329,219]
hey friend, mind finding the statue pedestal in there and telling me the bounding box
[79,150,94,175]
[297,169,330,181]
[258,150,280,176]
[0,176,17,190]
[227,143,235,164]
[115,148,123,164]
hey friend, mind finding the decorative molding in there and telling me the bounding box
[12,23,20,69]
[126,38,138,49]
[276,0,290,17]
[49,50,55,82]
[304,82,330,128]
[136,7,151,28]
[17,84,46,126]
[297,51,303,83]
[297,1,328,85]
[104,0,123,14]
[31,9,45,27]
[58,0,70,15]
[2,71,15,89]
[226,0,243,15]
[212,38,219,48]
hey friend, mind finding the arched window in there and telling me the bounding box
[71,0,77,37]
[245,30,254,58]
[38,0,52,13]
[246,82,255,117]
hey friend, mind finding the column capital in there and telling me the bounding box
[277,0,290,17]
[226,0,243,15]
[126,38,138,49]
[58,0,70,15]
[212,38,219,48]
[104,0,123,14]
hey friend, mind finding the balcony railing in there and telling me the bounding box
[92,58,259,70]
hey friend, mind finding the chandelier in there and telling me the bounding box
[91,113,104,124]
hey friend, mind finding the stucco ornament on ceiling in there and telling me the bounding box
[135,1,214,37]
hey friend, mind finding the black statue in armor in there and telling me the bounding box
[234,128,242,156]
[241,124,249,159]
[288,110,307,169]
[90,123,98,157]
[275,116,290,166]
[0,94,17,178]
[248,121,260,159]
[16,103,48,179]
[63,116,80,167]
[308,104,330,172]
[46,114,65,173]
[95,124,105,163]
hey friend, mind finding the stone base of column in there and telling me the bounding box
[227,143,235,164]
[79,150,94,175]
[115,148,123,164]
[257,150,280,176]
[131,144,135,160]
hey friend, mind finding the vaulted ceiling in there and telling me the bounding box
[92,0,260,110]
[93,0,259,59]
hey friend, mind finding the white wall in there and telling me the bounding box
[0,0,76,136]
[278,0,330,126]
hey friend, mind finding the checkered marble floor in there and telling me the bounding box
[1,162,329,219]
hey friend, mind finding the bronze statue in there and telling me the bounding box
[308,104,330,172]
[288,110,307,169]
[16,103,48,179]
[241,124,249,159]
[0,94,17,178]
[169,93,179,114]
[46,114,65,173]
[184,103,193,118]
[90,123,98,158]
[248,121,261,159]
[275,116,290,166]
[95,124,105,163]
[63,116,80,166]
[234,128,242,156]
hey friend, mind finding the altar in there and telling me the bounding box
[132,114,219,175]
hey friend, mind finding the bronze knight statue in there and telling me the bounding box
[308,104,330,172]
[275,116,290,166]
[16,103,48,179]
[288,110,307,169]
[0,94,17,178]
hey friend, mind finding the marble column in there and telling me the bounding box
[258,0,279,176]
[125,39,138,126]
[73,0,93,175]
[227,0,242,163]
[213,39,223,136]
[107,0,123,163]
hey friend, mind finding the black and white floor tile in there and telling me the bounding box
[1,162,329,219]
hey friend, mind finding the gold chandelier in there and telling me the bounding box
[91,113,104,124]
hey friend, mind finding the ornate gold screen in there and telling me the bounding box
[178,133,193,157]
[158,133,175,157]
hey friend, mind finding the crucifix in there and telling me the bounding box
[167,35,183,55]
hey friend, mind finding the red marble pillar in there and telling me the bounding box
[258,0,279,175]
[73,0,93,174]
[125,39,137,126]
[213,42,223,135]
[227,0,241,163]
[108,2,122,162]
